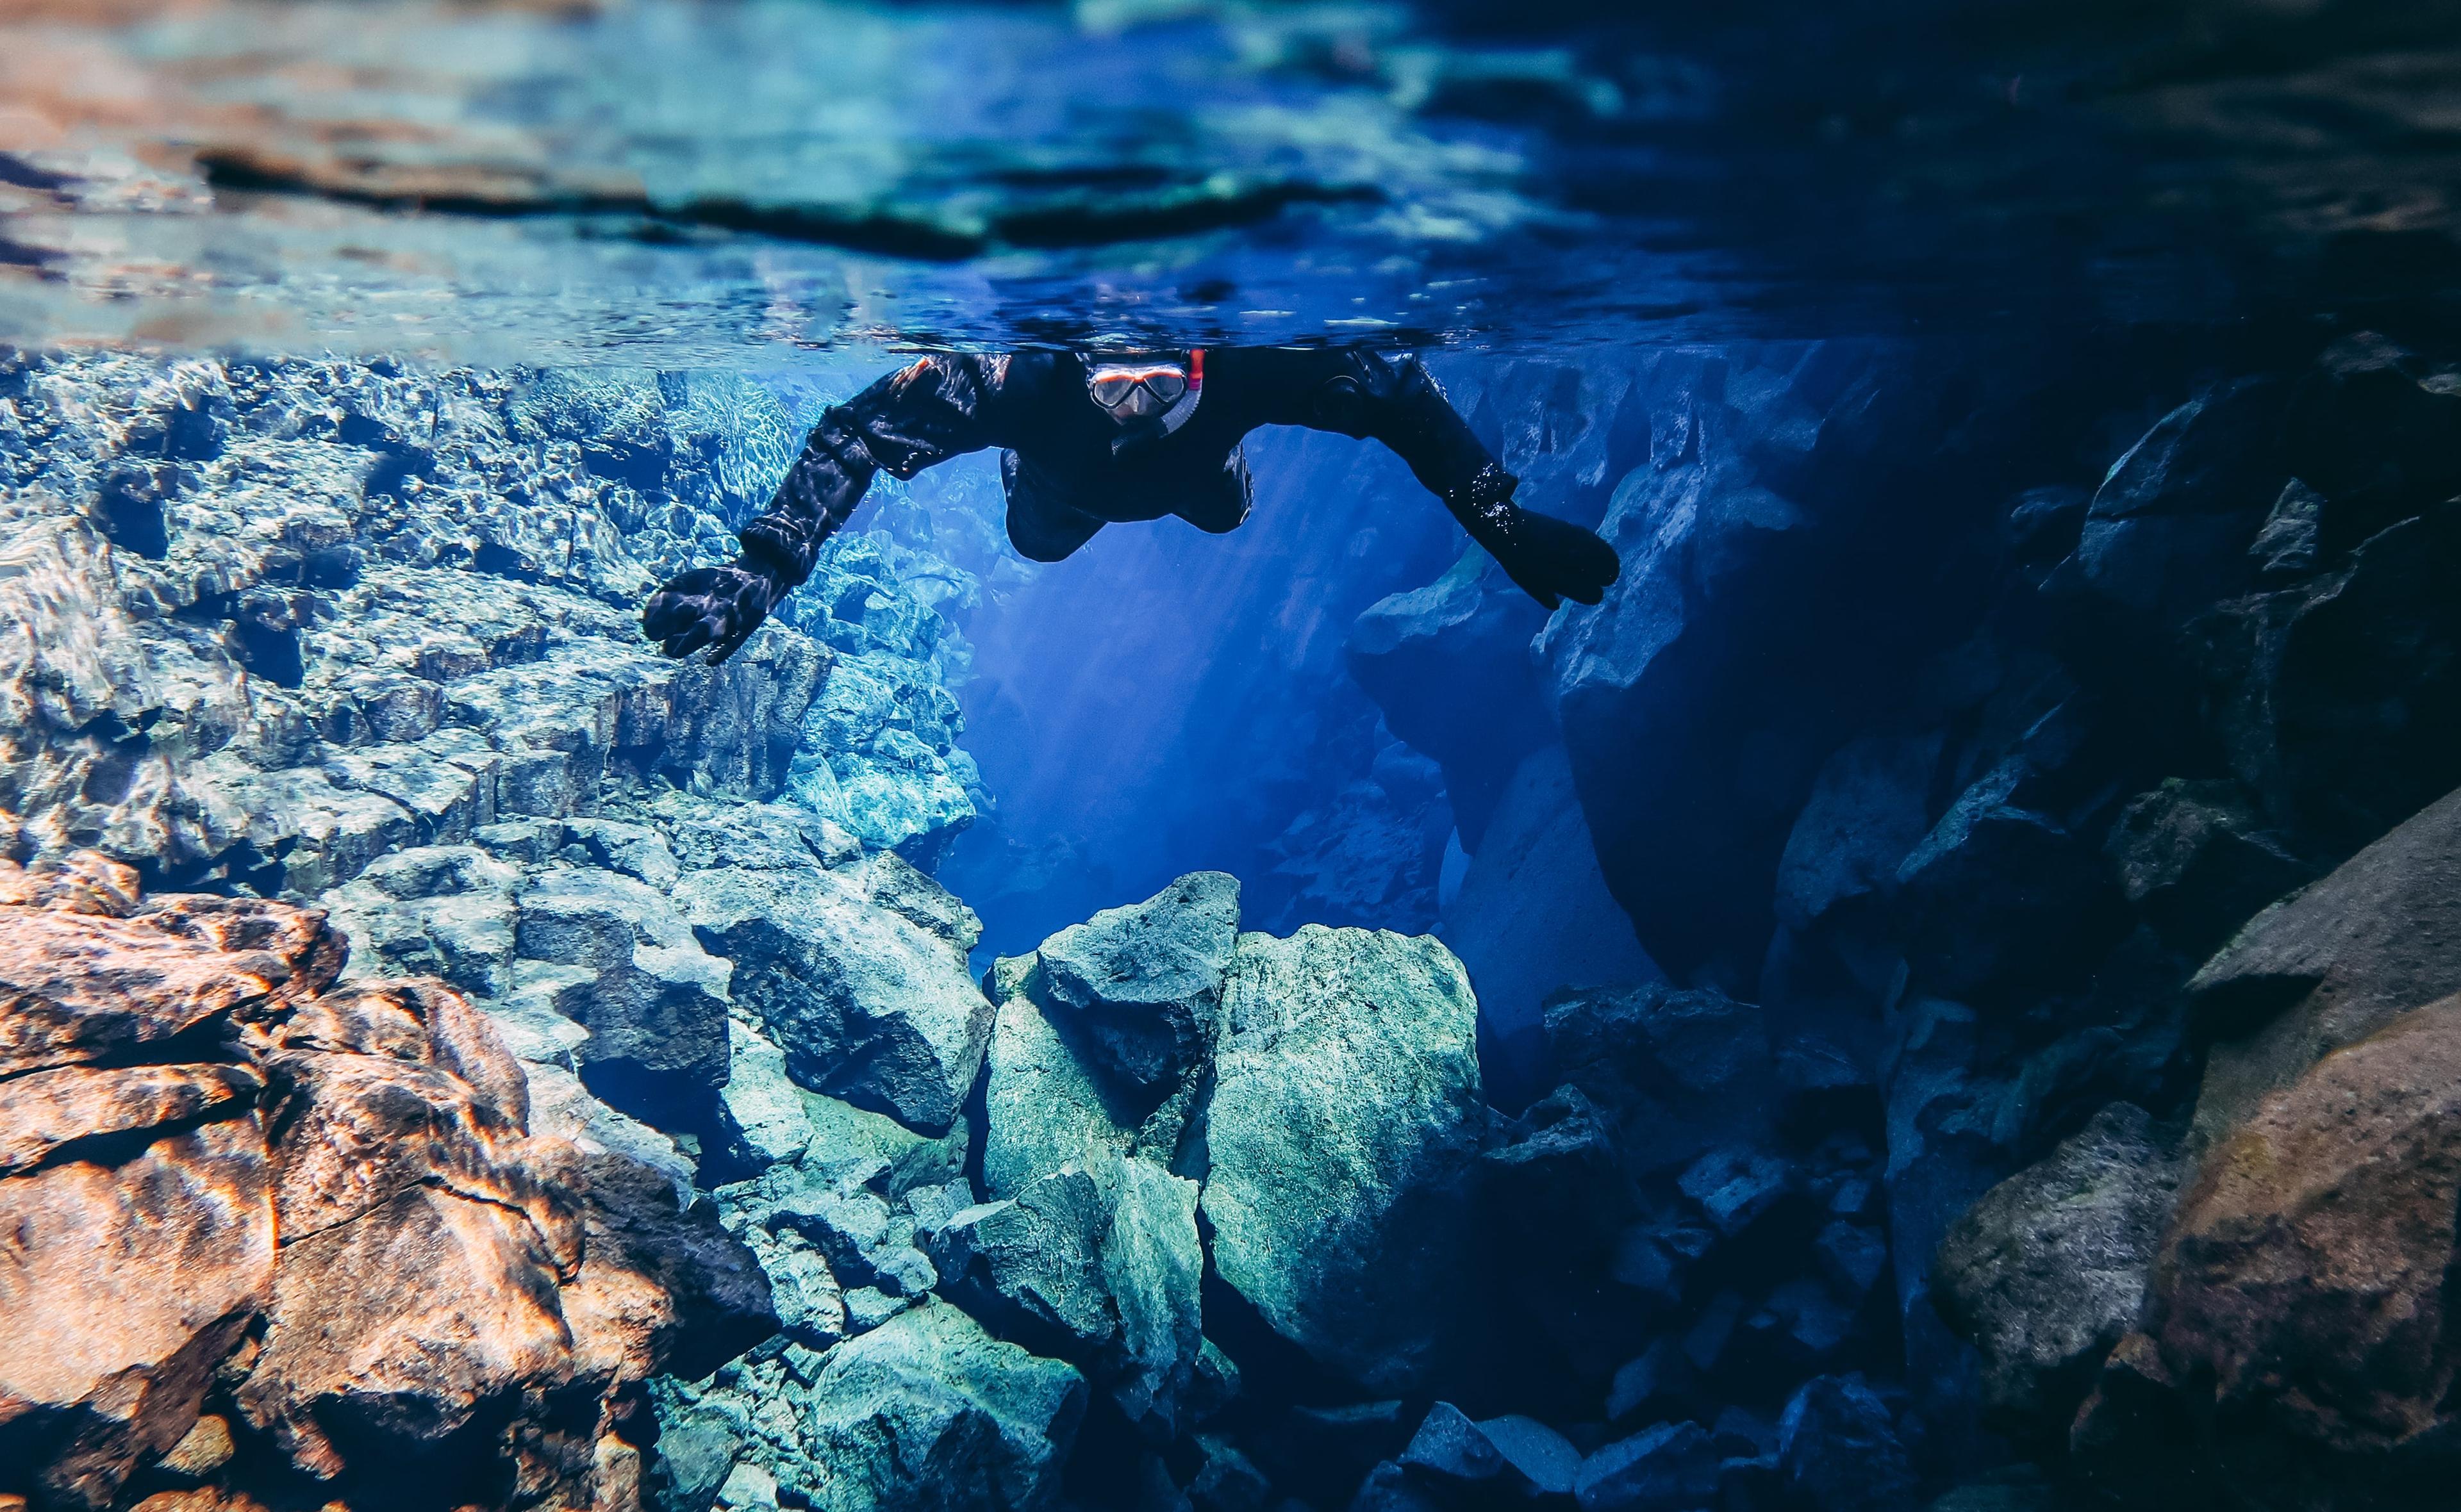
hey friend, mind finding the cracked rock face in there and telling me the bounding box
[1933,1103,2190,1430]
[0,857,775,1512]
[1202,924,1486,1398]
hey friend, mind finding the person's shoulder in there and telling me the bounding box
[997,349,1075,391]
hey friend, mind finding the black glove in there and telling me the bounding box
[1490,509,1620,610]
[642,559,786,664]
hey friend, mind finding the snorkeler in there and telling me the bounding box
[642,348,1620,663]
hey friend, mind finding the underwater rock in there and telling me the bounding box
[772,1301,1086,1512]
[1479,1085,1646,1380]
[1545,980,1777,1176]
[1397,1401,1505,1484]
[930,1153,1204,1440]
[2132,996,2461,1505]
[677,865,991,1135]
[966,872,1241,1286]
[1202,924,1484,1395]
[2103,780,2311,957]
[1573,1419,1721,1512]
[1029,871,1238,1096]
[717,1018,818,1172]
[1534,343,1929,983]
[1892,757,2125,1001]
[1932,1103,2189,1429]
[1439,743,1659,1091]
[1347,548,1552,848]
[317,842,522,998]
[2188,782,2461,1142]
[2193,499,2461,855]
[1775,1374,1915,1512]
[515,865,734,1116]
[1775,732,1943,934]
[2062,377,2286,637]
[0,862,773,1511]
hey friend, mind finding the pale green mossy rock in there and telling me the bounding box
[720,1019,817,1171]
[791,1300,1087,1512]
[979,874,1234,1197]
[1032,871,1239,1092]
[677,865,992,1135]
[981,980,1200,1199]
[930,1153,1204,1439]
[1200,924,1486,1396]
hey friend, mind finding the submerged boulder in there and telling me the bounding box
[2137,996,2461,1505]
[2188,783,2461,1141]
[977,875,1238,1197]
[1933,1103,2190,1429]
[678,866,991,1135]
[785,1301,1086,1512]
[1029,871,1238,1096]
[1201,925,1485,1395]
[930,1154,1204,1440]
[513,866,733,1117]
[0,861,774,1511]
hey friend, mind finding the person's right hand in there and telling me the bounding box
[1492,510,1620,611]
[642,559,784,664]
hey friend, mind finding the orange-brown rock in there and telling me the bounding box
[0,855,774,1512]
[0,1118,272,1512]
[2127,994,2461,1509]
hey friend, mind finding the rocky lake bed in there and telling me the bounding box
[4,318,2460,1512]
[5,0,2461,1505]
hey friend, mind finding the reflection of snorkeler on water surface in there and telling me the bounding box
[642,347,1621,663]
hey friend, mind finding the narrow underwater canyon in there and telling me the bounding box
[6,0,2461,1508]
[8,317,2461,1512]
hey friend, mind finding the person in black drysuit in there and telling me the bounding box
[642,347,1620,663]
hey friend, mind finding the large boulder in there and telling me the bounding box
[2194,498,2461,855]
[1775,732,1944,936]
[1201,925,1486,1395]
[1933,1103,2190,1431]
[930,1154,1204,1440]
[1027,872,1238,1097]
[2134,996,2461,1507]
[2189,783,2461,1141]
[1892,754,2125,1001]
[677,866,992,1135]
[513,866,733,1117]
[1544,980,1777,1175]
[980,969,1177,1199]
[1775,1374,1916,1512]
[2103,780,2312,957]
[977,878,1238,1199]
[2062,377,2285,637]
[0,860,775,1511]
[786,1301,1086,1512]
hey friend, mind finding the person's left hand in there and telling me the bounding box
[642,558,784,664]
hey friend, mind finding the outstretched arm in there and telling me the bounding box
[1241,348,1618,610]
[643,356,1004,662]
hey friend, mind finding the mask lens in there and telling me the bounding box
[1090,373,1141,406]
[1141,370,1188,404]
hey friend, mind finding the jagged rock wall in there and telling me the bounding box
[0,853,775,1512]
[1349,325,2461,1508]
[0,349,1021,1511]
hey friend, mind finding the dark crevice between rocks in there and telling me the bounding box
[13,1097,260,1179]
[94,465,173,560]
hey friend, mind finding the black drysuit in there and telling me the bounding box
[643,347,1619,663]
